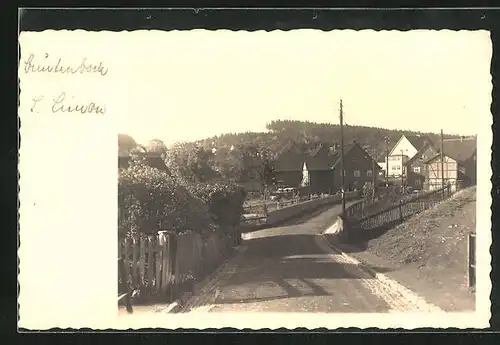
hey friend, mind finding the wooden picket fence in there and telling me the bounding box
[355,184,453,230]
[118,230,229,304]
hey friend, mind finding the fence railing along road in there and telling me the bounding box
[346,184,453,231]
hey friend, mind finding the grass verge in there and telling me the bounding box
[336,186,476,312]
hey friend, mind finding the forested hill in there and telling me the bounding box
[195,120,457,160]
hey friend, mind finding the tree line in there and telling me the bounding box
[119,120,456,190]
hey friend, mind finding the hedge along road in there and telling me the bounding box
[180,201,441,313]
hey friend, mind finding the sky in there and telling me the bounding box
[117,30,492,146]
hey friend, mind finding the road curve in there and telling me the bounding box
[181,203,404,313]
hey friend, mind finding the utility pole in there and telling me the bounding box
[372,158,376,202]
[384,136,390,187]
[401,150,405,193]
[339,99,346,217]
[441,129,445,195]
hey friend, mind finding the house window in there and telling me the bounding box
[415,179,421,186]
[340,170,346,176]
[367,170,373,177]
[354,170,360,177]
[413,167,421,173]
[392,165,401,170]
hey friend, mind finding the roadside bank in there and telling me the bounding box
[324,187,476,312]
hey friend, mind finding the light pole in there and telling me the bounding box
[400,149,405,192]
[384,136,390,187]
[339,99,346,217]
[372,158,376,203]
[441,129,445,196]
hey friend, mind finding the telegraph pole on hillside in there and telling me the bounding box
[441,129,445,194]
[400,150,405,192]
[384,136,390,187]
[339,99,346,217]
[372,159,376,203]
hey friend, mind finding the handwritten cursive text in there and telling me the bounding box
[52,92,106,114]
[23,53,109,76]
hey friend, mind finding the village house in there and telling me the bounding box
[274,141,381,195]
[423,136,477,192]
[381,134,434,178]
[403,141,438,190]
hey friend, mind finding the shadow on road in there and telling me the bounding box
[212,258,366,305]
[200,233,394,307]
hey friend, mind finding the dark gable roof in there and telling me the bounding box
[328,143,356,169]
[279,141,378,171]
[274,143,306,171]
[275,141,381,172]
[275,141,334,172]
[306,144,335,170]
[330,142,381,170]
[424,136,477,164]
[376,153,386,162]
[404,141,437,166]
[405,135,434,151]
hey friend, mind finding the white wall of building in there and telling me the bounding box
[381,135,420,177]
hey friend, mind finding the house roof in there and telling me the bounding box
[274,143,307,171]
[389,134,433,156]
[404,141,437,166]
[424,136,477,164]
[275,141,380,172]
[376,152,387,163]
[405,135,434,151]
[305,143,343,170]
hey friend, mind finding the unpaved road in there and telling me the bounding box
[181,203,440,313]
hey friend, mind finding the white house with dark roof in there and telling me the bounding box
[382,134,434,177]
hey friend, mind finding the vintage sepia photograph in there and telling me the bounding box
[18,8,493,328]
[115,29,489,319]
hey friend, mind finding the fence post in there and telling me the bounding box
[468,232,476,289]
[118,257,133,313]
[169,234,178,302]
[398,200,404,223]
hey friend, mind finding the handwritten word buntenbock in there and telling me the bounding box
[23,53,109,76]
[23,53,108,115]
